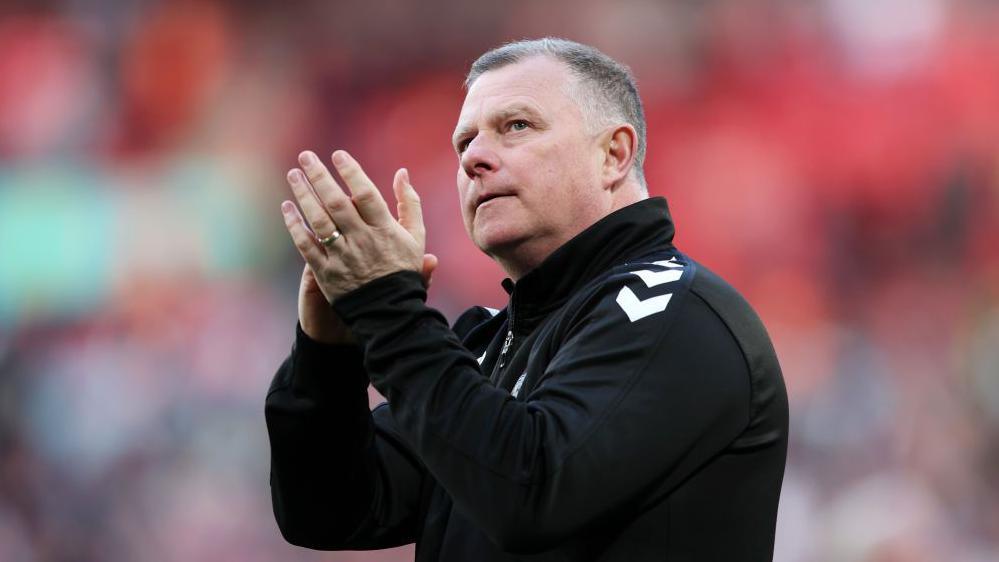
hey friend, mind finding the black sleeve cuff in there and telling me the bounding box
[329,270,455,396]
[331,270,427,326]
[270,322,368,398]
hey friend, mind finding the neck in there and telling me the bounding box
[496,182,647,281]
[491,236,568,281]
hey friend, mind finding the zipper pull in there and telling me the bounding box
[498,329,514,369]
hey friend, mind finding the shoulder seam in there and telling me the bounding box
[688,278,755,435]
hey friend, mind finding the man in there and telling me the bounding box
[266,38,788,561]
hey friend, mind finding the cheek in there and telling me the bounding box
[538,141,603,223]
[539,136,591,177]
[537,143,593,193]
[456,171,474,229]
[456,168,470,202]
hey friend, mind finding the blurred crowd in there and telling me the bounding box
[1,0,998,560]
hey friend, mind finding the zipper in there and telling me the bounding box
[497,292,518,372]
[497,328,514,370]
[493,284,520,381]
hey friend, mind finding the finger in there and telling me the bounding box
[421,253,438,288]
[297,150,365,233]
[281,200,327,266]
[331,150,393,228]
[286,168,343,239]
[393,168,426,243]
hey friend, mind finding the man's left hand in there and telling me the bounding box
[280,149,434,303]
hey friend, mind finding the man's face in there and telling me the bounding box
[453,56,606,266]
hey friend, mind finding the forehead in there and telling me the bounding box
[456,56,583,129]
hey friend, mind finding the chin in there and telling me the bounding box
[473,225,529,256]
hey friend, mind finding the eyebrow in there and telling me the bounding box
[452,103,544,145]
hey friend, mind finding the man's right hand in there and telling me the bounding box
[298,262,355,344]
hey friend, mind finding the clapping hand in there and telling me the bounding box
[281,150,438,344]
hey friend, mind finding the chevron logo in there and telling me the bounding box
[631,266,683,288]
[615,259,684,322]
[616,288,673,322]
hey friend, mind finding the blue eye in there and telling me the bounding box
[509,120,529,131]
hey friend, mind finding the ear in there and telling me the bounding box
[600,124,638,190]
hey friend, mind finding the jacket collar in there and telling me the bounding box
[501,197,676,322]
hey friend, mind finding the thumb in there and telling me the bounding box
[421,253,438,288]
[393,168,426,243]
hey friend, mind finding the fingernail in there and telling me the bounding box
[281,201,294,214]
[299,151,315,166]
[332,151,346,167]
[286,169,299,183]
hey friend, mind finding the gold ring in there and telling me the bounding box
[318,230,342,247]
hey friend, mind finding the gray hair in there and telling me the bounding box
[465,37,647,188]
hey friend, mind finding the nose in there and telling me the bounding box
[460,137,499,180]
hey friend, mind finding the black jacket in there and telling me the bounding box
[265,197,789,561]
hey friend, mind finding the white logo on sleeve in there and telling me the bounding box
[616,258,684,322]
[477,351,487,365]
[511,372,527,398]
[616,289,673,322]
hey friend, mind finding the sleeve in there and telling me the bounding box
[332,269,752,554]
[264,322,426,550]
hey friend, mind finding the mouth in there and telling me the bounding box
[475,193,513,210]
